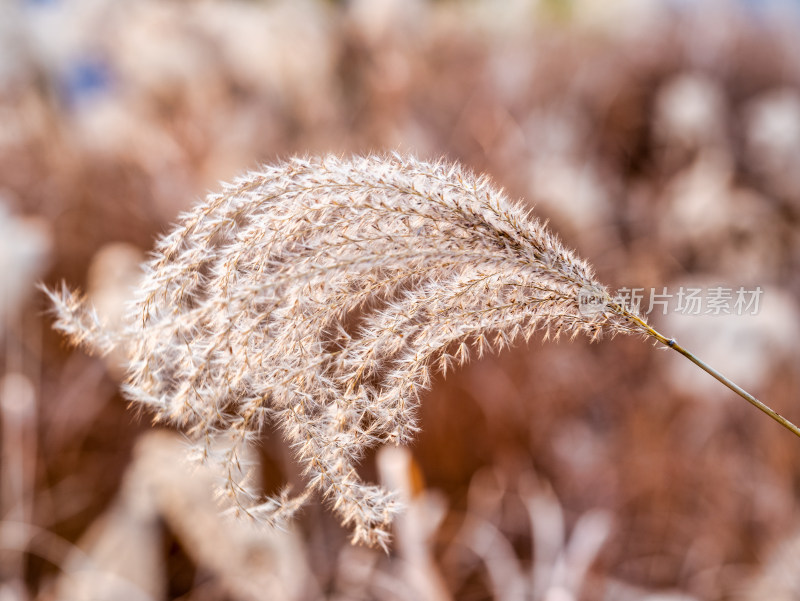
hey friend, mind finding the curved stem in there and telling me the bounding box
[620,308,800,440]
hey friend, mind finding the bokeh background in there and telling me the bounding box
[3,0,800,599]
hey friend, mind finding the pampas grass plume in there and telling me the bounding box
[43,154,800,548]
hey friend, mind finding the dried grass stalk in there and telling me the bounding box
[43,154,800,548]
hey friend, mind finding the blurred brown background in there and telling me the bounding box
[2,0,800,599]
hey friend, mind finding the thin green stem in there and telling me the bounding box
[620,308,800,439]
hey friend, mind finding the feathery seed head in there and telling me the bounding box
[44,154,648,547]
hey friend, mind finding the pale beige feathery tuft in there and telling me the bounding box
[43,154,656,548]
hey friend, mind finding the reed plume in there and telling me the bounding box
[43,154,799,548]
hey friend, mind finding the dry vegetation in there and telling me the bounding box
[2,1,800,600]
